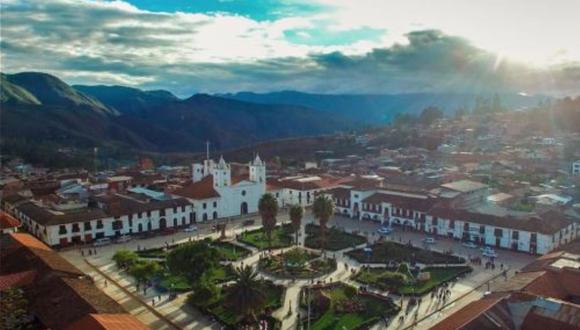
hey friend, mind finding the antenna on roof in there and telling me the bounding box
[206,141,210,161]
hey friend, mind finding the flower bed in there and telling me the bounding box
[258,248,336,279]
[300,282,400,330]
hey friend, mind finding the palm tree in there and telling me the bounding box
[289,204,303,245]
[312,194,334,251]
[259,193,278,248]
[225,265,266,324]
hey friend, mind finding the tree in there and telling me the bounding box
[113,249,138,269]
[225,265,266,324]
[128,260,161,285]
[0,288,33,330]
[419,106,443,126]
[312,195,335,252]
[289,204,303,245]
[259,193,278,248]
[166,241,220,284]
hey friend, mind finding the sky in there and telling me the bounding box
[1,0,580,97]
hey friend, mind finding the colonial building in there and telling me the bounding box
[11,192,192,247]
[267,175,348,207]
[173,155,266,221]
[327,179,577,255]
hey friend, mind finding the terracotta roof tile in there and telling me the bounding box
[173,175,220,200]
[431,293,509,330]
[0,210,21,229]
[66,314,149,330]
[0,270,37,291]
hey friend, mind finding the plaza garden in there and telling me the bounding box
[258,247,337,278]
[114,240,284,329]
[299,282,400,330]
[238,224,294,250]
[304,224,367,251]
[353,264,473,295]
[346,241,465,265]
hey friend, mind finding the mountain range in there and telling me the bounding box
[221,91,548,125]
[0,71,555,167]
[0,72,352,162]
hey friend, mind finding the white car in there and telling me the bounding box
[423,237,436,244]
[115,235,132,243]
[93,237,111,246]
[184,225,198,232]
[482,250,498,258]
[377,227,393,235]
[462,241,478,249]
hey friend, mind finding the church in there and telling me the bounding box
[173,155,266,222]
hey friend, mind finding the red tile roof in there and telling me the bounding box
[65,313,149,330]
[362,193,435,212]
[0,270,36,291]
[173,175,220,200]
[428,207,573,235]
[431,293,509,330]
[0,210,21,229]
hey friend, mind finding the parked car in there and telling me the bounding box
[115,235,132,243]
[482,250,498,258]
[93,237,111,246]
[377,227,393,235]
[462,241,478,249]
[423,237,436,244]
[183,225,198,232]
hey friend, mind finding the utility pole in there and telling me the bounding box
[307,287,311,330]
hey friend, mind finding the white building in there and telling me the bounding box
[327,179,577,255]
[173,156,266,221]
[268,175,346,208]
[572,160,580,175]
[12,193,193,247]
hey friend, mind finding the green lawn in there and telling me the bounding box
[353,266,472,295]
[157,273,191,292]
[238,225,293,250]
[302,283,400,330]
[346,241,465,265]
[304,224,366,251]
[212,241,251,261]
[399,266,472,295]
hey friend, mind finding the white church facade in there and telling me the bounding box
[173,155,266,222]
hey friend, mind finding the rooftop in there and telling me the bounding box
[441,179,488,193]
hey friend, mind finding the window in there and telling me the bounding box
[128,217,133,227]
[432,217,438,226]
[147,211,151,217]
[531,233,537,242]
[160,209,166,216]
[84,222,92,231]
[276,193,279,197]
[59,225,67,235]
[354,194,359,198]
[203,203,207,209]
[479,225,485,234]
[512,231,519,240]
[96,220,104,229]
[241,190,246,196]
[174,207,177,213]
[72,223,80,232]
[112,220,123,230]
[213,201,217,208]
[213,211,218,219]
[182,206,186,212]
[494,228,503,237]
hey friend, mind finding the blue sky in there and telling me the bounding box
[122,0,327,21]
[1,0,579,96]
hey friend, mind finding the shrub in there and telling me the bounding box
[128,260,162,284]
[343,285,357,298]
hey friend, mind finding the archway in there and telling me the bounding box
[159,218,167,230]
[240,202,248,215]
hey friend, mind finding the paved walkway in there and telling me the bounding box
[59,211,535,330]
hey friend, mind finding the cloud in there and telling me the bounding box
[0,0,579,97]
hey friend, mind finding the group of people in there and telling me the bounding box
[80,248,98,256]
